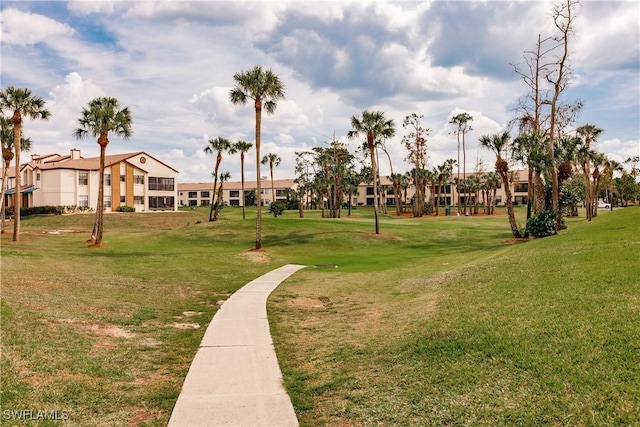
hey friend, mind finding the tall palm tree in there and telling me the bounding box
[229,65,285,250]
[435,159,455,216]
[347,110,396,234]
[479,132,522,238]
[0,116,31,233]
[213,171,232,221]
[512,131,551,216]
[261,152,281,204]
[576,124,603,220]
[228,140,252,219]
[484,172,501,215]
[204,136,231,222]
[0,86,51,242]
[73,97,132,247]
[450,112,473,215]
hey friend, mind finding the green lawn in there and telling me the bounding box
[1,206,638,426]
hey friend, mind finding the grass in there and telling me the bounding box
[1,205,638,426]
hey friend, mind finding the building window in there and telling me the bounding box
[36,173,40,181]
[201,191,210,199]
[120,175,126,182]
[188,200,197,206]
[79,195,88,207]
[229,199,240,206]
[79,172,88,186]
[104,196,111,208]
[188,191,197,198]
[120,196,126,203]
[134,175,144,184]
[148,177,175,191]
[229,190,240,198]
[133,196,144,205]
[366,187,374,195]
[201,199,210,206]
[104,174,111,185]
[514,183,528,193]
[148,196,175,210]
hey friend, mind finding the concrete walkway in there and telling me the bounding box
[168,264,306,427]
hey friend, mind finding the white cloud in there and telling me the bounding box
[0,8,74,45]
[2,0,637,184]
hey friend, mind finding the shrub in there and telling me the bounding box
[19,205,64,216]
[116,205,135,212]
[526,210,557,238]
[268,201,287,218]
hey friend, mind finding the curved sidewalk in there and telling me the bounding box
[168,264,306,427]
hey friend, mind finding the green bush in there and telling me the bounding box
[19,206,64,216]
[116,205,135,212]
[526,210,557,238]
[268,201,287,218]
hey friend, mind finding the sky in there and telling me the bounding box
[1,0,639,183]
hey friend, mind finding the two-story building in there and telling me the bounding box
[178,179,296,207]
[2,149,179,212]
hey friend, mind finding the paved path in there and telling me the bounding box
[168,264,306,427]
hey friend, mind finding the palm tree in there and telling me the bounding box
[512,131,551,216]
[229,65,285,250]
[435,159,455,216]
[484,172,501,215]
[576,124,603,220]
[347,110,396,234]
[479,132,522,238]
[204,137,231,222]
[450,112,473,215]
[0,116,31,233]
[261,152,281,204]
[602,158,622,211]
[73,97,132,247]
[0,87,51,242]
[228,140,252,219]
[213,171,231,220]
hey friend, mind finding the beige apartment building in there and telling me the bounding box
[178,170,531,211]
[2,149,179,212]
[178,179,296,207]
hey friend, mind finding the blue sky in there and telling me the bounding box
[1,1,638,183]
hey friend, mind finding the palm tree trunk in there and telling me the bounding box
[582,162,592,220]
[240,153,246,220]
[435,180,441,216]
[501,172,520,238]
[12,115,22,242]
[94,141,107,246]
[270,162,275,204]
[209,154,221,222]
[526,167,533,220]
[462,136,467,215]
[254,100,262,250]
[533,174,545,215]
[368,139,379,234]
[1,158,9,233]
[456,136,461,215]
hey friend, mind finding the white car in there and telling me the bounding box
[597,201,611,209]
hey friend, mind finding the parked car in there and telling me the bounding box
[597,201,611,209]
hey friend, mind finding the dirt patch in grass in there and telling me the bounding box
[127,408,164,427]
[181,311,203,317]
[367,232,403,240]
[285,297,330,309]
[238,250,270,263]
[502,237,529,244]
[89,324,136,338]
[170,322,200,329]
